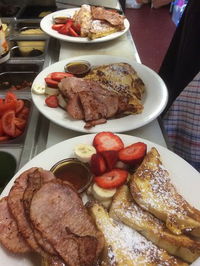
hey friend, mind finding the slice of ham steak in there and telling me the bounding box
[8,168,54,255]
[30,180,104,266]
[23,169,57,255]
[0,196,31,253]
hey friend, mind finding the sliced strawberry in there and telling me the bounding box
[100,150,118,170]
[93,132,124,153]
[51,72,74,82]
[118,142,147,165]
[45,95,59,108]
[90,153,107,176]
[45,77,59,88]
[94,169,128,189]
[52,24,64,31]
[68,26,79,37]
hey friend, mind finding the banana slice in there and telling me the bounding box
[101,199,112,209]
[45,87,59,95]
[92,183,116,201]
[58,93,67,109]
[74,144,96,163]
[32,84,45,95]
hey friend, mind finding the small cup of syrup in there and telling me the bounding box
[50,158,93,194]
[64,60,91,77]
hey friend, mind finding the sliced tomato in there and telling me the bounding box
[17,106,30,120]
[16,99,25,113]
[52,24,64,31]
[14,117,26,130]
[2,110,15,137]
[45,95,58,108]
[45,77,59,88]
[14,128,23,137]
[51,72,74,82]
[0,135,10,142]
[0,119,4,136]
[5,92,17,103]
[0,101,17,117]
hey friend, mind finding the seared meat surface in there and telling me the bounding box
[59,75,136,128]
[91,6,125,29]
[3,167,104,265]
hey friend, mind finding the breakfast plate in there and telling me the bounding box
[0,133,200,265]
[40,8,130,43]
[31,55,168,133]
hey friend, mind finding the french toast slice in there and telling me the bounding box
[88,20,119,40]
[84,63,145,113]
[89,202,188,265]
[110,185,200,263]
[130,147,200,237]
[73,4,92,37]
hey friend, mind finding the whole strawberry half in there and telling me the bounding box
[118,142,147,165]
[90,153,107,176]
[93,132,124,153]
[94,169,128,189]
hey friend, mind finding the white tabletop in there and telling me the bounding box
[46,30,167,148]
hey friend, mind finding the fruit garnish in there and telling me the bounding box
[118,142,147,165]
[74,144,96,163]
[93,132,124,153]
[45,95,59,108]
[100,150,118,170]
[94,168,128,189]
[90,153,107,176]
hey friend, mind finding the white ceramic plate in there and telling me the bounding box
[1,133,200,265]
[31,55,168,133]
[40,8,130,43]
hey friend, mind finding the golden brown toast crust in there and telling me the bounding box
[110,185,200,263]
[85,63,145,114]
[89,203,188,266]
[130,147,200,236]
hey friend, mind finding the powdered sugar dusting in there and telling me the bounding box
[96,207,176,265]
[137,158,187,216]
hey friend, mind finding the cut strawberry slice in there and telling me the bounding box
[100,150,118,170]
[51,72,74,82]
[52,24,64,31]
[45,95,59,108]
[94,169,128,189]
[45,77,59,88]
[93,132,124,153]
[90,153,107,176]
[118,142,147,165]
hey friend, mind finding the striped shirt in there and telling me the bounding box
[163,71,200,172]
